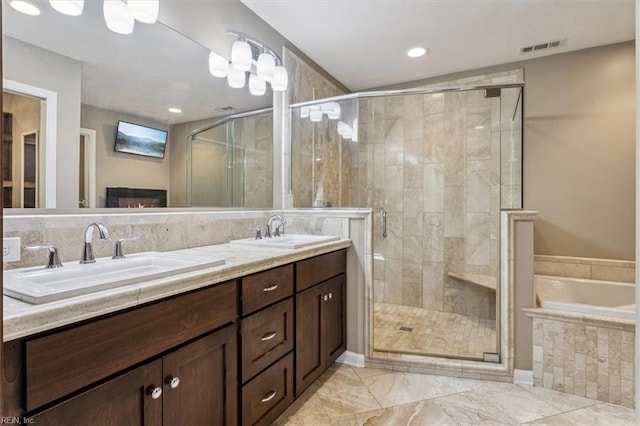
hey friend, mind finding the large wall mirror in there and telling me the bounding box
[2,1,274,210]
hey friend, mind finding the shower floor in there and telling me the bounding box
[373,302,497,360]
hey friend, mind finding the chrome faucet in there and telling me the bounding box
[26,244,63,269]
[265,215,286,238]
[80,222,110,264]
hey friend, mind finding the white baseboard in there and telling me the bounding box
[513,369,534,385]
[337,351,365,368]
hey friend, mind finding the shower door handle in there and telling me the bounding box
[381,211,387,238]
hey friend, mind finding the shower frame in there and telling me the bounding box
[287,81,525,379]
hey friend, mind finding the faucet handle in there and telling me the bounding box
[274,219,287,237]
[112,236,139,260]
[249,226,262,240]
[25,244,63,269]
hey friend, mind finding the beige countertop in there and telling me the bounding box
[3,239,351,342]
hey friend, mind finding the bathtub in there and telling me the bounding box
[535,275,635,320]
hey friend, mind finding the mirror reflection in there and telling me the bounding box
[2,0,273,209]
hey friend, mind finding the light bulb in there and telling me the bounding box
[103,0,134,35]
[310,110,323,122]
[320,103,334,113]
[271,66,288,91]
[327,103,341,120]
[227,66,246,89]
[127,0,159,24]
[10,1,41,15]
[337,121,349,136]
[208,51,229,78]
[300,106,310,118]
[249,74,266,96]
[256,53,275,82]
[231,40,252,72]
[49,0,83,16]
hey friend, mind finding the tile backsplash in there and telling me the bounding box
[3,210,354,269]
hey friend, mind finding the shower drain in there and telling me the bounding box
[399,326,413,332]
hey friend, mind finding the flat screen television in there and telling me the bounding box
[114,120,168,159]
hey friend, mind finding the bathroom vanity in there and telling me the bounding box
[2,241,349,425]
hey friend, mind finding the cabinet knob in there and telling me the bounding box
[261,331,277,341]
[166,376,180,389]
[147,386,162,400]
[329,292,333,299]
[263,284,279,292]
[261,389,277,403]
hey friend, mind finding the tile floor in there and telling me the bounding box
[373,302,497,359]
[273,363,637,425]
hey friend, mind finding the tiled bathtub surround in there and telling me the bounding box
[526,309,635,408]
[534,254,635,283]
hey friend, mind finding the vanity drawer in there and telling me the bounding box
[241,353,294,426]
[241,265,293,315]
[241,298,294,382]
[25,281,237,411]
[296,249,347,292]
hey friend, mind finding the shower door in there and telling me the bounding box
[364,89,504,361]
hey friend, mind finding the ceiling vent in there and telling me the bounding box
[218,106,234,112]
[520,39,564,55]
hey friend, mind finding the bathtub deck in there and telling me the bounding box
[373,302,497,360]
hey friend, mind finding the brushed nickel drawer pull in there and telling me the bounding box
[263,284,279,292]
[261,390,277,403]
[261,331,277,341]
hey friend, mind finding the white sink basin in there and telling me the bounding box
[230,234,340,249]
[3,251,225,305]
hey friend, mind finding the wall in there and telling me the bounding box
[286,48,351,208]
[81,105,170,208]
[3,36,81,209]
[376,41,635,261]
[2,92,40,208]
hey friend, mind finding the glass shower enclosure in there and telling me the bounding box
[289,83,523,362]
[187,109,273,208]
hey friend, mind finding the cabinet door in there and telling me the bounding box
[295,285,324,396]
[324,274,346,365]
[29,360,162,426]
[163,325,238,426]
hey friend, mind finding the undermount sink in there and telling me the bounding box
[229,234,340,249]
[3,251,225,305]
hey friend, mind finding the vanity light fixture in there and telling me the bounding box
[207,30,288,94]
[128,0,159,24]
[407,46,428,58]
[256,51,276,82]
[227,66,246,89]
[103,0,135,35]
[231,40,253,72]
[49,0,84,16]
[168,107,182,114]
[10,0,41,16]
[208,51,229,78]
[249,74,266,96]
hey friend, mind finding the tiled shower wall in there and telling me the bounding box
[356,71,523,320]
[285,48,352,208]
[357,91,500,319]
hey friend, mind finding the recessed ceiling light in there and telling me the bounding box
[168,108,182,114]
[407,47,428,58]
[10,1,41,15]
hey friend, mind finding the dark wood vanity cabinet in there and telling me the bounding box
[239,265,295,426]
[29,326,237,426]
[8,281,238,424]
[295,250,347,396]
[2,247,348,425]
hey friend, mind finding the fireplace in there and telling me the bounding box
[106,187,167,208]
